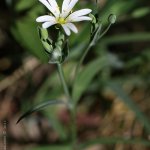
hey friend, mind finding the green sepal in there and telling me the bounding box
[42,38,53,54]
[37,26,48,39]
[37,26,53,54]
[90,13,101,40]
[55,32,65,48]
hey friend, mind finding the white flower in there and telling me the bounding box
[36,0,92,36]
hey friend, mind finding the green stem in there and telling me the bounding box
[57,63,71,101]
[74,44,92,76]
[98,24,111,40]
[74,24,112,77]
[57,63,77,150]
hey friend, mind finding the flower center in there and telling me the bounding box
[57,17,66,24]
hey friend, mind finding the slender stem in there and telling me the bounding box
[57,63,77,150]
[57,63,71,101]
[74,44,92,76]
[56,23,112,150]
[74,23,112,77]
[71,107,77,150]
[98,24,111,40]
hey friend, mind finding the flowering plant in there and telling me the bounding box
[36,0,92,36]
[17,0,116,149]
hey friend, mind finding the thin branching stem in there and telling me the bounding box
[74,44,92,77]
[98,24,111,40]
[74,23,112,78]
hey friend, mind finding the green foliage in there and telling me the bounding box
[11,20,48,62]
[73,53,123,103]
[30,63,75,140]
[9,0,150,148]
[100,0,136,21]
[108,82,150,133]
[11,0,48,62]
[102,33,150,44]
[132,7,150,18]
[79,137,150,149]
[37,26,69,64]
[17,100,65,123]
[29,145,71,150]
[15,0,37,11]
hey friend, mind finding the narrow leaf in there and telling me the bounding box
[15,0,36,11]
[11,20,48,61]
[102,33,150,44]
[17,100,65,123]
[108,82,150,133]
[72,54,121,103]
[132,7,150,18]
[79,137,150,149]
[29,145,71,150]
[72,57,108,103]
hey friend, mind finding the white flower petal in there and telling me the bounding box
[48,0,60,16]
[66,23,78,33]
[62,0,78,18]
[39,0,59,17]
[42,21,56,29]
[68,16,92,22]
[36,15,56,22]
[38,0,92,34]
[68,0,78,11]
[68,9,92,18]
[62,24,71,36]
[62,0,70,12]
[39,0,51,11]
[48,0,58,7]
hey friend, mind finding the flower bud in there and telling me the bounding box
[53,50,61,60]
[108,14,116,24]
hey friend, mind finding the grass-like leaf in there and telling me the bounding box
[28,145,71,150]
[15,0,36,11]
[73,54,122,103]
[11,20,48,62]
[108,82,150,133]
[102,33,150,44]
[79,137,150,149]
[17,100,65,124]
[72,56,108,103]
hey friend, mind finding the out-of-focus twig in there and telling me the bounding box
[0,57,41,92]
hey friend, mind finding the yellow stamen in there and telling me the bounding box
[57,18,66,24]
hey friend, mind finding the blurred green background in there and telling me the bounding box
[0,0,150,150]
